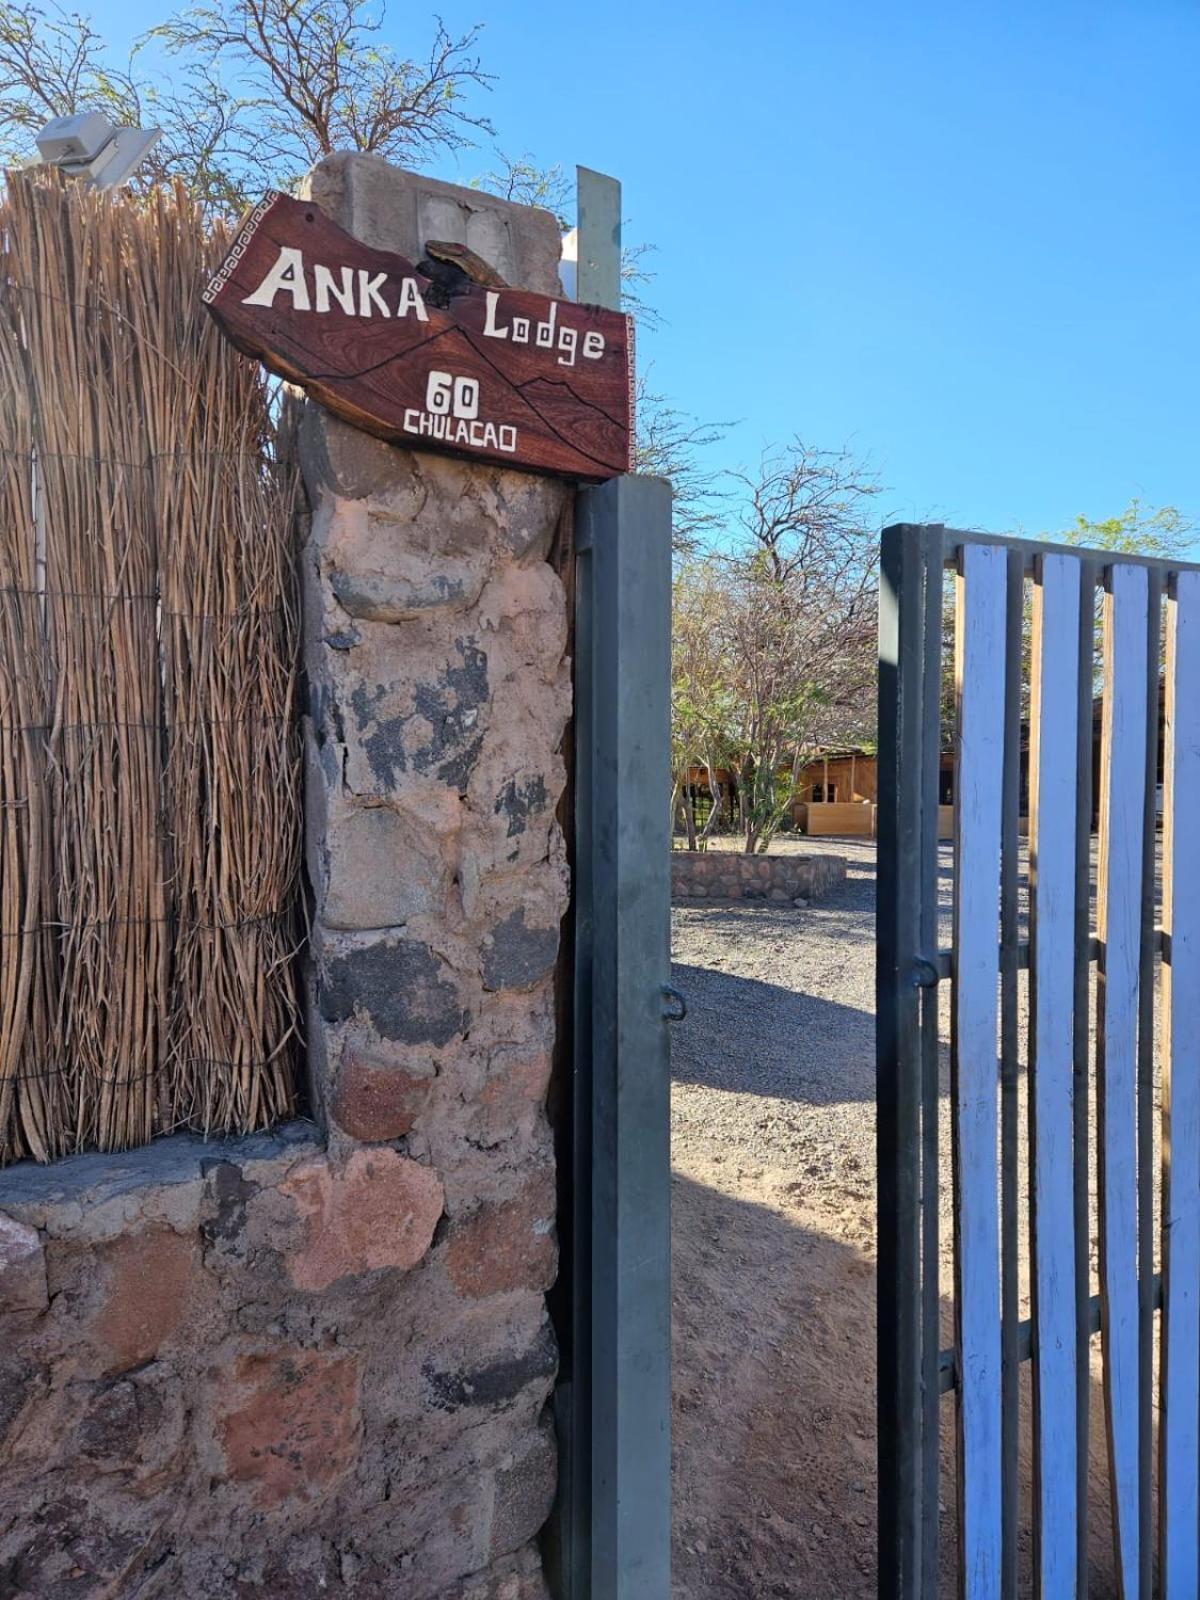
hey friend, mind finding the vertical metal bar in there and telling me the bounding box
[577,474,673,1600]
[919,525,944,1600]
[576,167,622,310]
[549,489,598,1600]
[1136,568,1161,1600]
[877,523,933,1600]
[1072,559,1096,1593]
[548,164,633,1600]
[998,548,1023,1600]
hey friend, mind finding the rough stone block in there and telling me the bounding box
[470,1047,552,1151]
[318,494,495,624]
[0,1213,47,1315]
[217,1346,361,1506]
[445,1171,557,1301]
[297,412,570,565]
[330,623,491,799]
[489,1410,558,1560]
[481,908,560,995]
[75,1362,188,1479]
[423,1320,557,1415]
[278,1148,443,1291]
[319,932,468,1048]
[90,1227,198,1376]
[317,786,460,930]
[330,1048,436,1142]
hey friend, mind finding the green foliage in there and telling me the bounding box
[1056,500,1196,562]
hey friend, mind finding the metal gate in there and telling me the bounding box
[878,522,1200,1599]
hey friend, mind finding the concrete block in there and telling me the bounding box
[301,152,564,296]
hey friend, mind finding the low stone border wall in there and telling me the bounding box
[671,850,846,905]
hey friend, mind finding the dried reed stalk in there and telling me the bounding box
[8,176,169,1151]
[0,231,58,1161]
[0,172,301,1159]
[133,188,301,1137]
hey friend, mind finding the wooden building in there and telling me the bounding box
[790,746,877,836]
[679,691,1161,843]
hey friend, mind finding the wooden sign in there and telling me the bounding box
[203,192,634,481]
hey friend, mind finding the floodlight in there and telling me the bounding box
[35,112,161,189]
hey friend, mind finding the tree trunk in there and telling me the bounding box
[683,790,697,850]
[698,763,722,843]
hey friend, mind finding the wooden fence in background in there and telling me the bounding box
[0,173,301,1162]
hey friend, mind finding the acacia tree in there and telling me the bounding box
[0,0,492,211]
[671,560,734,847]
[717,441,880,853]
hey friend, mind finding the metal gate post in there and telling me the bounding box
[546,161,671,1600]
[556,474,673,1600]
[877,523,943,1600]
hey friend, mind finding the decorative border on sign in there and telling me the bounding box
[202,192,281,305]
[625,311,637,474]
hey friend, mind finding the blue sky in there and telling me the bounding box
[114,0,1200,540]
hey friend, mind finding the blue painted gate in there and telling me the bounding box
[878,523,1200,1599]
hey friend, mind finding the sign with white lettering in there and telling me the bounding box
[203,192,634,481]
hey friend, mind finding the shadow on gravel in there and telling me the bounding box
[669,962,875,1106]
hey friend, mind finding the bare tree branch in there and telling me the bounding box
[0,0,494,214]
[633,378,733,558]
[471,149,571,228]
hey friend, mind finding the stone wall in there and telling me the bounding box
[0,157,571,1600]
[671,849,846,904]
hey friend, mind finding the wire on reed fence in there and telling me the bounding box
[0,172,302,1162]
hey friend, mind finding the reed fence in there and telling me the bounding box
[0,172,302,1162]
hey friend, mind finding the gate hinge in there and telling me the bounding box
[660,985,688,1023]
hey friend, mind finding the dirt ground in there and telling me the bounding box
[669,837,1128,1599]
[670,839,882,1599]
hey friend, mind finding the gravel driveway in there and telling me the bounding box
[670,838,883,1600]
[669,835,1127,1600]
[671,838,879,1189]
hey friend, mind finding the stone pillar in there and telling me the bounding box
[0,154,575,1600]
[296,154,572,1597]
